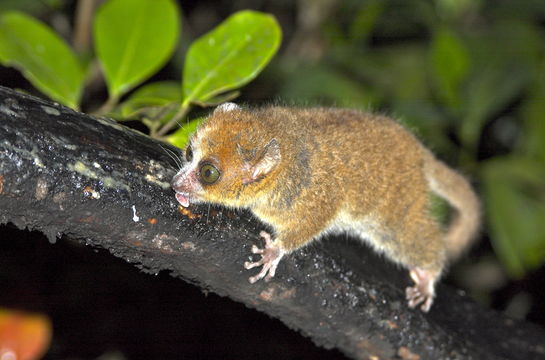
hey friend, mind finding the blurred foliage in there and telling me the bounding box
[272,0,545,277]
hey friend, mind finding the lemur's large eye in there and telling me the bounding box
[185,145,193,162]
[200,163,220,184]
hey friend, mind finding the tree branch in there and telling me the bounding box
[0,86,543,360]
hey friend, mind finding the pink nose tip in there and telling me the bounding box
[171,174,183,192]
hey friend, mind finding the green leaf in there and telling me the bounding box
[430,28,470,108]
[166,118,203,148]
[279,62,379,108]
[428,192,451,229]
[0,11,84,108]
[94,0,180,99]
[435,0,477,20]
[191,91,240,107]
[520,60,545,163]
[182,10,281,106]
[460,64,528,151]
[482,157,545,277]
[344,44,430,102]
[119,81,181,117]
[0,0,62,15]
[458,22,536,152]
[349,0,384,43]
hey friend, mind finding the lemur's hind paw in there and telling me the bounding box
[406,267,437,312]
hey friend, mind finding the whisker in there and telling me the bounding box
[177,115,193,129]
[160,144,184,170]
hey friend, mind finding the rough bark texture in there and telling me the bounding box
[0,86,544,360]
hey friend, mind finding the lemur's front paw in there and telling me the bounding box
[406,267,436,312]
[244,231,285,283]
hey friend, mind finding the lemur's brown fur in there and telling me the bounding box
[171,103,480,311]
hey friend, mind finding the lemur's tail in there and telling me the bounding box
[423,152,481,260]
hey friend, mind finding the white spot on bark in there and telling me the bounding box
[33,155,45,168]
[132,205,140,222]
[35,177,48,200]
[0,98,25,118]
[41,105,61,116]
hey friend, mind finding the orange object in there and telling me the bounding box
[0,308,52,360]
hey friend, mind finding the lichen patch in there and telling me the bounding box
[41,105,61,116]
[35,177,48,200]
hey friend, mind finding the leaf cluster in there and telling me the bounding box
[0,0,281,145]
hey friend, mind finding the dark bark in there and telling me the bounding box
[0,86,543,360]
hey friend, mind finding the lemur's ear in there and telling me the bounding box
[243,139,281,184]
[214,102,240,114]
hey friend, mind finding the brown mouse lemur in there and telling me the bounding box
[171,103,480,312]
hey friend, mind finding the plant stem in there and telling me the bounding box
[144,119,156,138]
[156,102,191,137]
[95,94,120,116]
[73,0,97,54]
